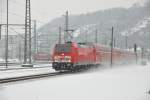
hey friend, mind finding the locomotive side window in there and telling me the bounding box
[55,44,71,53]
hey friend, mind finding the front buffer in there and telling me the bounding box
[52,62,73,71]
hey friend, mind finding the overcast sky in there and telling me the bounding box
[0,0,145,27]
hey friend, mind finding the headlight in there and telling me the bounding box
[54,56,71,62]
[64,56,71,62]
[54,56,59,59]
[64,56,71,59]
[54,56,61,62]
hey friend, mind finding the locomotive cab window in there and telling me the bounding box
[55,44,72,53]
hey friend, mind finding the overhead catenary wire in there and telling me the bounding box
[9,0,49,24]
[10,0,25,6]
[1,0,49,27]
[9,27,39,41]
[1,9,46,26]
[9,27,24,39]
[0,0,3,24]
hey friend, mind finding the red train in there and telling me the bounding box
[52,42,135,71]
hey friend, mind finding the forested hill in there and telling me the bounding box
[38,1,150,52]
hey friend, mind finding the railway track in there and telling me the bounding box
[0,71,69,84]
[0,66,51,71]
[0,63,20,66]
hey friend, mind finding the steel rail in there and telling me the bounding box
[0,71,69,84]
[0,66,51,71]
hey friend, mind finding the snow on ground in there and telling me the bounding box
[0,63,150,100]
[0,64,54,79]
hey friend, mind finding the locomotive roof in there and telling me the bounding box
[57,42,134,53]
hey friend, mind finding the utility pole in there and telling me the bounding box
[104,34,107,45]
[28,0,32,65]
[114,37,116,47]
[141,48,144,61]
[22,0,33,67]
[58,27,61,44]
[85,30,87,43]
[18,36,22,62]
[125,35,128,49]
[111,27,114,67]
[5,0,9,68]
[64,11,68,42]
[0,25,1,39]
[36,32,39,53]
[24,0,28,65]
[33,20,37,62]
[64,11,74,42]
[95,29,98,44]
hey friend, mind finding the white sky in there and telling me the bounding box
[0,0,145,27]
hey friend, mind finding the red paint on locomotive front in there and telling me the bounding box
[52,42,96,71]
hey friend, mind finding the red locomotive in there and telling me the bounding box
[52,42,135,71]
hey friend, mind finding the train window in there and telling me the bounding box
[55,44,71,53]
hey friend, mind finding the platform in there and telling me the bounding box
[0,64,55,79]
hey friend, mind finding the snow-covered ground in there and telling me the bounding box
[0,63,150,100]
[0,64,54,79]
